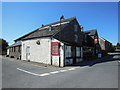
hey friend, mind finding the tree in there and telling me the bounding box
[0,38,9,55]
[117,42,120,46]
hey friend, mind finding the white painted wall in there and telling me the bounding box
[22,37,51,65]
[51,38,64,67]
[7,49,9,55]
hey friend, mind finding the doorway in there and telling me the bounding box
[26,46,30,60]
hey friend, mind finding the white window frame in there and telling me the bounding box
[76,47,81,57]
[65,45,71,57]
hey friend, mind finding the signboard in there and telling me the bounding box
[51,42,60,55]
[94,39,98,44]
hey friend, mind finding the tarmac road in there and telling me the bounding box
[2,52,119,88]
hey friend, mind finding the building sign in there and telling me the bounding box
[51,42,60,55]
[94,39,98,44]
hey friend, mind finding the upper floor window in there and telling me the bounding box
[85,35,87,43]
[74,24,78,32]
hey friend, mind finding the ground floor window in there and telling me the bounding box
[65,45,71,57]
[18,46,21,52]
[76,47,81,57]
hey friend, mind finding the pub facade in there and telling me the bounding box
[8,17,84,67]
[7,16,112,67]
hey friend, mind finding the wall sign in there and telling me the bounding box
[94,39,98,44]
[51,42,60,55]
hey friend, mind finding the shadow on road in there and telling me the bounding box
[67,52,120,67]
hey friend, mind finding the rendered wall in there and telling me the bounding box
[51,38,64,67]
[22,37,51,65]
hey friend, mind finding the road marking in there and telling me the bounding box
[49,71,60,74]
[17,68,67,77]
[59,69,67,72]
[40,73,50,76]
[68,68,76,71]
[17,67,84,77]
[17,68,41,76]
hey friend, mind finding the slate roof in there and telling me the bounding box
[23,24,67,40]
[14,17,76,41]
[8,41,21,48]
[84,29,97,36]
[42,17,76,28]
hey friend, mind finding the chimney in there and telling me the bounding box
[60,15,65,21]
[80,25,84,31]
[40,24,44,28]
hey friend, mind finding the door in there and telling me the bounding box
[26,46,30,60]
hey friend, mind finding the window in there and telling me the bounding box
[74,24,78,32]
[76,47,81,57]
[11,48,12,52]
[65,45,71,57]
[18,46,21,52]
[12,47,13,52]
[74,34,78,42]
[85,35,87,43]
[14,47,16,52]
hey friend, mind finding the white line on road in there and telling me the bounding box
[17,68,41,76]
[59,69,67,72]
[40,73,50,76]
[17,67,84,77]
[68,68,76,71]
[49,71,60,74]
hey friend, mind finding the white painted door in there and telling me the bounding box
[26,46,30,60]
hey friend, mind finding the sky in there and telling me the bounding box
[1,2,118,45]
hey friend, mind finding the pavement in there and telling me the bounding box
[1,52,120,88]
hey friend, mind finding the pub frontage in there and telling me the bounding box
[7,16,111,67]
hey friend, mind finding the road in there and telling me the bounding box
[2,52,119,88]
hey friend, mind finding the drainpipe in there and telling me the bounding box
[59,43,61,67]
[81,47,83,61]
[50,37,52,65]
[81,25,83,61]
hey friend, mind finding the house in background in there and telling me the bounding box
[7,17,84,67]
[7,41,21,59]
[99,37,113,55]
[84,29,101,56]
[82,32,94,59]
